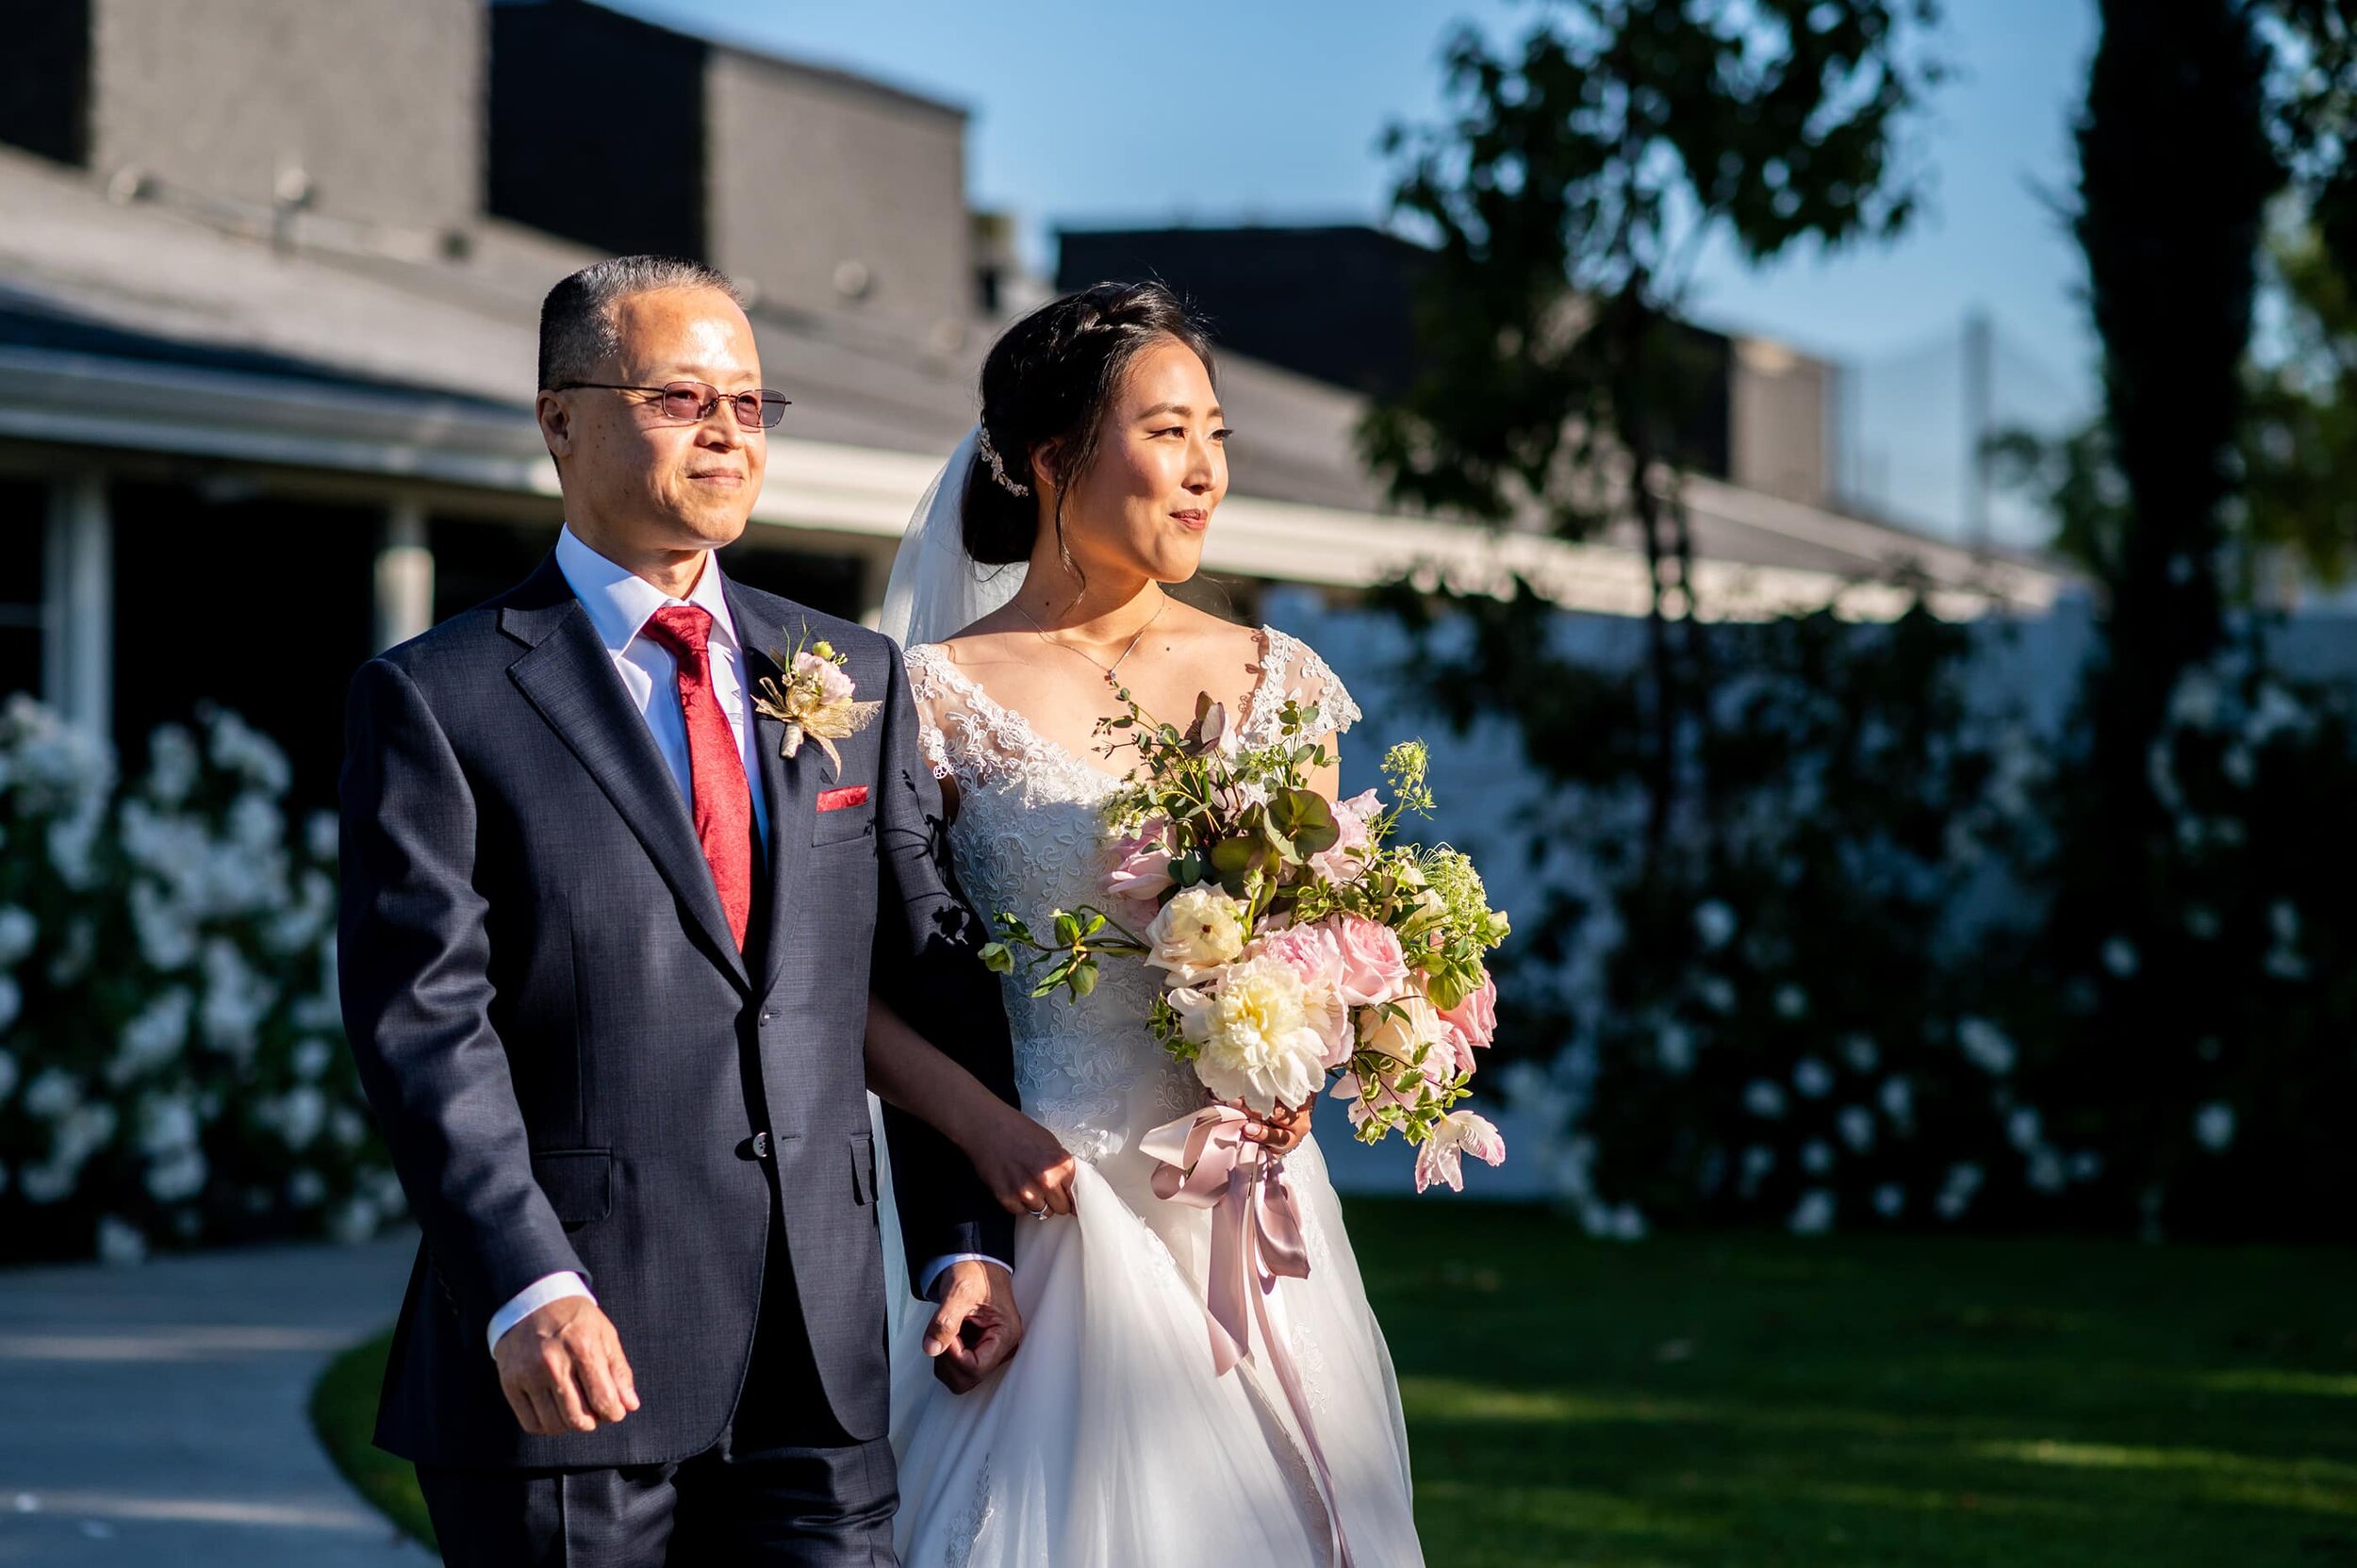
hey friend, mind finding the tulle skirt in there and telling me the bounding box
[872,1096,1426,1568]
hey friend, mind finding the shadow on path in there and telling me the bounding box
[0,1230,427,1565]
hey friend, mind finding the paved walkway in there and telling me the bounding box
[0,1231,432,1565]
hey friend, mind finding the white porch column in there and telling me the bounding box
[373,501,435,652]
[41,471,111,735]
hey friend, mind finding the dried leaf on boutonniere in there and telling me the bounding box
[752,631,881,776]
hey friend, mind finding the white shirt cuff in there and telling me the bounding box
[917,1252,1009,1301]
[487,1272,594,1356]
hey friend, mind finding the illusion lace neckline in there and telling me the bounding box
[912,625,1286,787]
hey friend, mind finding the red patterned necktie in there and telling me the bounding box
[641,603,754,949]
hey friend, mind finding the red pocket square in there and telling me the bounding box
[816,785,869,813]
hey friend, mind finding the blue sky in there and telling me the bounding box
[615,0,2101,538]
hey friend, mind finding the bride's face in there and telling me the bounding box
[1049,337,1228,586]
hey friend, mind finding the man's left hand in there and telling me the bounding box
[924,1259,1021,1394]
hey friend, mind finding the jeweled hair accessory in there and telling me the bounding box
[977,425,1031,497]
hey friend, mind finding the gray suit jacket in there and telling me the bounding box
[338,553,1014,1468]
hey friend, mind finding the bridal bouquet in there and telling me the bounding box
[981,687,1511,1192]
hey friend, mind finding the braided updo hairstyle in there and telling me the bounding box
[964,281,1218,569]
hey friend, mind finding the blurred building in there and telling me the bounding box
[0,0,2062,808]
[1060,223,1845,528]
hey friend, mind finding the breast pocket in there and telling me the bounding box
[812,789,874,847]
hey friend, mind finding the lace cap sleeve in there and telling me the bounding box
[902,643,957,781]
[1260,628,1361,738]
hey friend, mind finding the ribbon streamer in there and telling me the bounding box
[1141,1104,1357,1568]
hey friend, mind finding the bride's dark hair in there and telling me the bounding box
[964,281,1218,569]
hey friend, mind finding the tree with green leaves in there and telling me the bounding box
[1365,0,1943,854]
[1991,1,2357,600]
[2241,223,2357,590]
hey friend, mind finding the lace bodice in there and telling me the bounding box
[905,629,1360,1162]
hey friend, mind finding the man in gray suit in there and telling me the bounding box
[339,256,1019,1563]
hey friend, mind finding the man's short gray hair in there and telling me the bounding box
[537,256,746,390]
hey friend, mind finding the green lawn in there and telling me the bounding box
[311,1325,436,1552]
[318,1202,2357,1565]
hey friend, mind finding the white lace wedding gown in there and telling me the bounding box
[879,627,1426,1568]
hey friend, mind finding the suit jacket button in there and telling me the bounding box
[751,1131,770,1159]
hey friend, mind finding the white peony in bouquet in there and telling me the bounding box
[982,686,1510,1193]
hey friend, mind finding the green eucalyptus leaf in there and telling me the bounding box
[1209,837,1260,879]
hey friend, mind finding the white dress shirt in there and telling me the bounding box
[487,527,993,1354]
[555,524,768,847]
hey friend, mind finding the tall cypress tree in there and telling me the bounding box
[2074,0,2278,872]
[2036,0,2283,1230]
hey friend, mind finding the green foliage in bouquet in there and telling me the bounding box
[981,688,1353,999]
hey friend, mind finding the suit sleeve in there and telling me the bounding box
[866,638,1019,1289]
[338,657,587,1345]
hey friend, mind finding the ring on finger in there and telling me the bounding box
[1029,1205,1049,1220]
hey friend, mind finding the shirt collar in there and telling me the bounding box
[554,524,741,659]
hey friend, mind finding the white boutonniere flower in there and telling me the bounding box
[751,632,881,776]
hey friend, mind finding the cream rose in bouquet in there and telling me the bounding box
[981,686,1511,1190]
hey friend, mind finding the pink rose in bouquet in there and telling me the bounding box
[1437,973,1499,1077]
[1330,913,1410,1007]
[1307,788,1382,885]
[1102,823,1176,924]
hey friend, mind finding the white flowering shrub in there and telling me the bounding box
[1380,580,2357,1241]
[1506,608,2077,1236]
[2008,643,2357,1242]
[0,696,397,1263]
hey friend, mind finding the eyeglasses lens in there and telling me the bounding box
[658,383,712,421]
[652,382,786,429]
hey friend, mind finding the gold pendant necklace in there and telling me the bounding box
[1014,592,1166,685]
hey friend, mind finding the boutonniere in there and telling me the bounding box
[751,630,882,776]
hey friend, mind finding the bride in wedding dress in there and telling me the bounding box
[862,281,1426,1568]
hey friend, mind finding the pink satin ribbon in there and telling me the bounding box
[1141,1103,1357,1568]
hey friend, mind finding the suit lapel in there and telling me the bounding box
[726,580,815,1001]
[502,556,750,992]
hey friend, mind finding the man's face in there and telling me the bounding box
[537,287,768,552]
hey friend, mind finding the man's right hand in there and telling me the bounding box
[493,1296,640,1436]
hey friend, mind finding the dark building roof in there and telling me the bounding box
[0,285,510,407]
[1058,225,1431,401]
